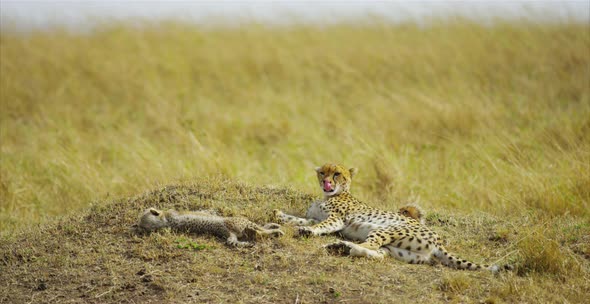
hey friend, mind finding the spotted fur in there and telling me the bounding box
[274,163,501,272]
[275,201,424,226]
[139,208,284,247]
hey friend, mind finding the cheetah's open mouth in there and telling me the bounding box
[323,180,338,195]
[323,180,334,192]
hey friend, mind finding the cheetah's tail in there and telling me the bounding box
[433,246,501,273]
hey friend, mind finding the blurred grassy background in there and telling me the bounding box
[1,20,589,234]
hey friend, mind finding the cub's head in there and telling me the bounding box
[138,207,169,232]
[397,204,425,225]
[315,163,358,197]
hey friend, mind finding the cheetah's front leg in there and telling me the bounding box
[273,209,320,226]
[297,215,345,237]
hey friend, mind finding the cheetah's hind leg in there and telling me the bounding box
[226,232,254,247]
[244,226,285,240]
[273,209,318,226]
[327,241,388,259]
[263,223,282,229]
[259,225,285,238]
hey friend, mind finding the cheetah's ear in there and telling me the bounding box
[315,167,322,173]
[149,208,161,216]
[349,167,358,177]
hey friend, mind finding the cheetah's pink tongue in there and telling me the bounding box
[323,181,333,192]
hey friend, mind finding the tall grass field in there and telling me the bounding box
[1,20,589,303]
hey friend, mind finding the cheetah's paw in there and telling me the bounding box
[324,241,351,256]
[296,226,314,237]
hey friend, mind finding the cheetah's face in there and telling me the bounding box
[315,164,358,197]
[139,207,169,232]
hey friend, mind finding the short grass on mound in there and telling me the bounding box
[1,180,589,303]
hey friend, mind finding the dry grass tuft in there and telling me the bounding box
[438,273,470,293]
[515,225,584,279]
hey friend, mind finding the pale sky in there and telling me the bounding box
[1,1,589,30]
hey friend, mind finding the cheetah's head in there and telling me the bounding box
[138,207,170,232]
[315,163,358,197]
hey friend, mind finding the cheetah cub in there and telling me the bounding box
[397,204,426,225]
[274,164,505,272]
[139,208,284,247]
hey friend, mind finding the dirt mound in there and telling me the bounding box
[0,180,315,303]
[2,179,588,303]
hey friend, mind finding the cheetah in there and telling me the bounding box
[274,163,502,272]
[397,204,426,225]
[139,208,284,247]
[276,201,425,226]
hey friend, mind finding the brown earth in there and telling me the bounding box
[2,179,588,303]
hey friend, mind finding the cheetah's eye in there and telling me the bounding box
[319,172,324,176]
[333,172,341,177]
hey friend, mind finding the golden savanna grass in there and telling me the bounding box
[1,20,589,303]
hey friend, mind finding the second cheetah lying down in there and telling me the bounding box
[139,208,284,247]
[275,163,506,272]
